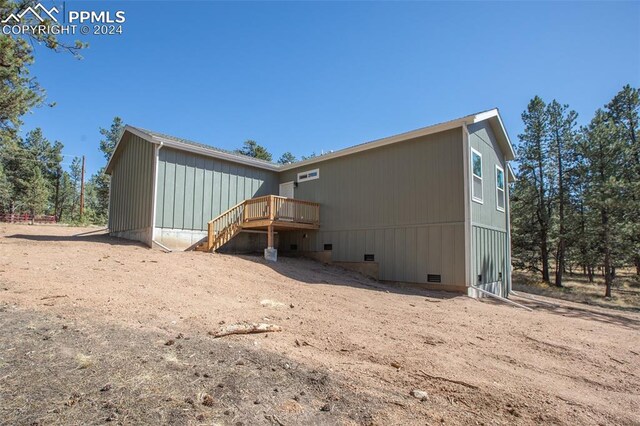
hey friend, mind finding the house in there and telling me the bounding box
[105,108,516,296]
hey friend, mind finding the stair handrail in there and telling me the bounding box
[207,200,246,251]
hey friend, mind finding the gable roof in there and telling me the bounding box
[105,108,515,175]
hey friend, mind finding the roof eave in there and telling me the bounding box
[471,109,516,161]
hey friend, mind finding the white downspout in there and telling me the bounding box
[150,141,163,246]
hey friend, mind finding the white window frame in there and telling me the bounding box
[471,148,483,204]
[495,165,505,212]
[297,168,319,183]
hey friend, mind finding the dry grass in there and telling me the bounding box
[513,269,640,312]
[0,304,377,425]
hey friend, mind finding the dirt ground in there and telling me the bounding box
[1,224,639,425]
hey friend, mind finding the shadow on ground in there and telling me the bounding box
[237,253,460,301]
[5,230,146,248]
[482,293,640,332]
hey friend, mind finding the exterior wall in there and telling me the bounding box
[468,121,509,296]
[154,147,279,248]
[277,128,466,288]
[108,134,155,246]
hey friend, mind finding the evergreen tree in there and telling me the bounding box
[99,117,125,161]
[278,152,297,164]
[92,117,125,222]
[580,110,626,297]
[513,96,552,282]
[546,100,578,286]
[236,140,272,161]
[23,166,49,217]
[0,164,12,210]
[605,85,640,275]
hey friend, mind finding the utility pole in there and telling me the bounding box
[79,155,85,218]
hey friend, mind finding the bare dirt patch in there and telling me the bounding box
[1,224,639,425]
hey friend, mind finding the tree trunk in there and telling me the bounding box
[54,172,61,221]
[602,207,612,298]
[541,234,550,283]
[636,257,640,276]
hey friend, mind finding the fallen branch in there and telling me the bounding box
[40,295,68,300]
[417,370,479,390]
[209,322,281,338]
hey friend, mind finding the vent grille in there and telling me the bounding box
[364,254,375,262]
[427,274,441,283]
[290,244,298,251]
[324,244,332,251]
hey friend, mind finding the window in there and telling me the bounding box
[297,168,319,183]
[471,148,483,203]
[496,165,505,212]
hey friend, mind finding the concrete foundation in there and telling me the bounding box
[468,281,505,298]
[110,227,153,247]
[264,248,278,262]
[153,228,277,252]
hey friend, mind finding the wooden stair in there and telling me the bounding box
[195,200,245,252]
[195,195,320,253]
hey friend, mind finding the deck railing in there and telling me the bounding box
[243,195,320,225]
[207,201,245,251]
[204,195,319,251]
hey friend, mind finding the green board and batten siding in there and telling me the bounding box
[154,147,279,231]
[468,121,510,295]
[278,128,467,287]
[108,134,155,244]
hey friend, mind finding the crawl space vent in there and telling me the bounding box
[364,254,375,262]
[427,274,441,283]
[324,244,333,251]
[290,244,298,251]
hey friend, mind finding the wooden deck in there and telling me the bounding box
[200,195,320,252]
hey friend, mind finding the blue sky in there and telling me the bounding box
[18,1,640,175]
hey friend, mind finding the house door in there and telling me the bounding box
[279,182,294,199]
[278,182,295,221]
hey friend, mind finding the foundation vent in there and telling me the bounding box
[427,274,441,283]
[324,244,332,251]
[364,254,375,262]
[290,244,298,251]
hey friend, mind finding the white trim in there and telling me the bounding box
[495,165,505,212]
[505,162,513,294]
[471,147,483,204]
[297,168,319,182]
[462,124,472,289]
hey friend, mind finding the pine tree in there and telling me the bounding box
[23,166,49,218]
[514,96,552,282]
[605,85,640,275]
[0,163,12,210]
[92,117,125,222]
[547,100,578,286]
[580,110,626,297]
[99,117,125,161]
[236,140,273,162]
[278,152,297,164]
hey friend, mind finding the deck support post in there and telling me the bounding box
[267,225,274,249]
